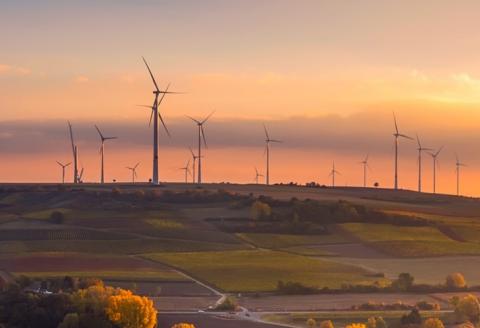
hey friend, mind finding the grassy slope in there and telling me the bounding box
[341,223,480,257]
[237,232,349,249]
[145,250,384,292]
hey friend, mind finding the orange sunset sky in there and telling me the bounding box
[2,1,480,195]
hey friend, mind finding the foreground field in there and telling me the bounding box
[145,250,384,292]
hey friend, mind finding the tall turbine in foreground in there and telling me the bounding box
[428,146,443,194]
[187,111,214,184]
[329,161,341,187]
[126,162,140,183]
[416,134,432,193]
[455,154,466,196]
[392,113,413,190]
[179,160,191,183]
[67,121,78,183]
[263,124,282,185]
[56,161,71,184]
[254,167,264,184]
[359,154,369,187]
[95,125,117,184]
[142,57,179,184]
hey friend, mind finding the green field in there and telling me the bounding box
[237,232,349,249]
[145,250,385,292]
[341,223,451,242]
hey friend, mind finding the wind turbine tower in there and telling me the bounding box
[360,154,369,188]
[126,162,140,183]
[329,161,341,187]
[67,121,78,184]
[56,161,71,184]
[392,112,413,190]
[189,147,201,183]
[187,111,214,184]
[428,146,443,194]
[142,57,180,184]
[416,134,432,193]
[455,154,466,196]
[254,167,264,184]
[95,125,117,184]
[179,160,191,183]
[263,124,282,185]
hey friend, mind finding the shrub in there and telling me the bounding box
[422,318,444,328]
[49,211,65,224]
[250,200,272,220]
[376,317,387,328]
[171,324,196,328]
[320,320,334,328]
[446,273,467,289]
[105,289,157,328]
[392,273,414,292]
[276,280,316,295]
[454,294,480,324]
[214,296,237,311]
[345,324,366,328]
[401,309,422,326]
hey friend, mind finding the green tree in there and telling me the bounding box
[454,294,480,324]
[307,318,317,327]
[58,313,80,328]
[393,273,414,291]
[422,318,444,328]
[320,320,334,328]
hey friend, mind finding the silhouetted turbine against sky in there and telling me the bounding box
[187,111,214,184]
[329,161,341,187]
[95,125,117,184]
[428,146,443,194]
[126,162,140,183]
[141,57,181,184]
[416,134,432,193]
[359,154,370,188]
[254,167,264,184]
[263,124,281,185]
[56,161,71,184]
[179,159,191,183]
[455,154,466,196]
[392,112,413,190]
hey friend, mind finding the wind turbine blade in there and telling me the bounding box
[56,161,62,167]
[201,125,207,147]
[270,139,282,143]
[158,113,171,137]
[189,147,195,157]
[149,109,154,127]
[201,110,215,124]
[393,112,399,134]
[65,162,71,167]
[398,134,414,140]
[142,56,160,91]
[134,162,140,169]
[105,136,117,140]
[416,134,421,148]
[435,146,444,156]
[157,83,170,108]
[186,115,201,124]
[263,123,270,140]
[137,105,152,109]
[95,125,104,140]
[365,154,369,162]
[134,171,138,177]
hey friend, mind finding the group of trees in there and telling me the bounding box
[0,279,157,328]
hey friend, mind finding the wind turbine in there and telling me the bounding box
[329,161,341,187]
[359,154,369,188]
[179,159,191,183]
[67,121,78,184]
[263,124,282,185]
[142,57,180,184]
[392,112,413,190]
[56,161,71,184]
[416,134,433,193]
[187,111,214,184]
[455,154,466,196]
[189,147,201,184]
[126,162,140,183]
[95,125,117,184]
[254,167,264,184]
[428,146,443,194]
